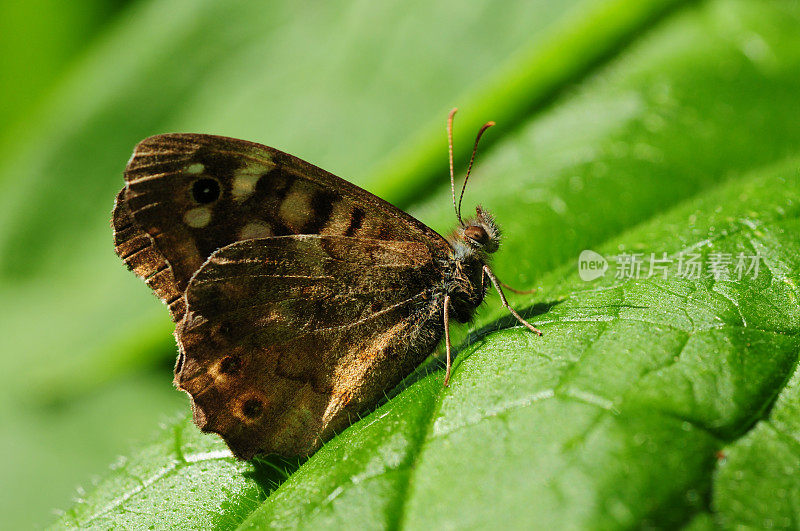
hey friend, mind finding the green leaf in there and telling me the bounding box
[5,0,799,528]
[55,416,280,529]
[239,153,800,530]
[714,360,800,528]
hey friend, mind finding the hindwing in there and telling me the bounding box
[174,235,445,458]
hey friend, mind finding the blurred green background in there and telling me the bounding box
[2,0,800,528]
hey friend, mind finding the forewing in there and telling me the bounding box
[113,134,449,321]
[174,235,444,459]
[113,188,186,317]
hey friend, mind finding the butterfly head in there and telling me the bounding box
[446,108,500,257]
[458,205,500,254]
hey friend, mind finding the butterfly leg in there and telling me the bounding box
[443,294,453,387]
[483,265,543,336]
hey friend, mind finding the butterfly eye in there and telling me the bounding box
[191,178,221,204]
[464,225,489,246]
[242,398,264,419]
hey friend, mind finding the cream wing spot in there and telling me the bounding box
[186,163,205,175]
[184,206,212,228]
[232,164,272,201]
[279,184,312,230]
[323,199,358,234]
[239,221,274,240]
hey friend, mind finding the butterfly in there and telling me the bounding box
[113,108,541,459]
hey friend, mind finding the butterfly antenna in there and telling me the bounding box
[457,120,495,224]
[447,108,460,225]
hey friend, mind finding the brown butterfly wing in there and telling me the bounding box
[113,133,449,321]
[113,188,187,317]
[175,235,445,459]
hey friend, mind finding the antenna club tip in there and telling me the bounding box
[486,121,496,127]
[449,107,459,116]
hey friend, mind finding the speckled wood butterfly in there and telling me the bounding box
[113,109,541,459]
